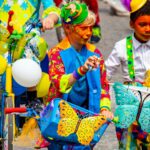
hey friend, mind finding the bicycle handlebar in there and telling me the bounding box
[4,107,119,123]
[5,107,27,114]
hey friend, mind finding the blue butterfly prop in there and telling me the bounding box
[113,82,150,133]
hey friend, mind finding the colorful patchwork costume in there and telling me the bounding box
[0,0,60,32]
[0,0,60,63]
[0,0,60,96]
[47,1,112,149]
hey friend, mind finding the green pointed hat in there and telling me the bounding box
[61,2,88,25]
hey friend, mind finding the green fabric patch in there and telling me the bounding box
[126,35,135,80]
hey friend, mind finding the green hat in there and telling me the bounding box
[61,2,88,25]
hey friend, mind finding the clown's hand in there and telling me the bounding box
[82,55,100,72]
[100,109,114,120]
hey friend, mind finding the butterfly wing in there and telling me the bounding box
[76,119,94,146]
[76,115,106,145]
[91,115,107,131]
[113,82,150,131]
[113,82,141,128]
[113,82,140,105]
[57,100,78,137]
[57,118,78,137]
[115,105,138,128]
[59,100,78,119]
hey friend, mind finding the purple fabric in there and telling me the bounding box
[40,101,54,118]
[72,70,82,80]
[121,0,131,11]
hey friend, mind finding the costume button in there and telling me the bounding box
[93,89,97,93]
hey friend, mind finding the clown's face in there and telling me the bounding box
[69,24,93,45]
[130,15,150,42]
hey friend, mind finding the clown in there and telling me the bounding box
[45,1,114,149]
[0,0,59,96]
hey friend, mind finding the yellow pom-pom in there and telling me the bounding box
[0,55,7,74]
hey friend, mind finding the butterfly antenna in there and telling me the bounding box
[147,87,149,92]
[136,91,143,121]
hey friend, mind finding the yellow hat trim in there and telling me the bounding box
[131,0,147,13]
[73,6,82,19]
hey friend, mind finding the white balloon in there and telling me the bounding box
[12,58,42,87]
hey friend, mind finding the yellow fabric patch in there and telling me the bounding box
[101,89,107,94]
[86,43,96,52]
[42,6,61,27]
[56,37,70,50]
[100,97,111,110]
[60,74,72,93]
[0,2,35,33]
[0,55,7,75]
[42,6,60,18]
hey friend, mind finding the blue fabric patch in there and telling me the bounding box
[60,46,101,113]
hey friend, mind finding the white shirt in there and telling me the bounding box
[105,34,150,82]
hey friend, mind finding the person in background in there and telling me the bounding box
[105,0,150,149]
[104,0,129,16]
